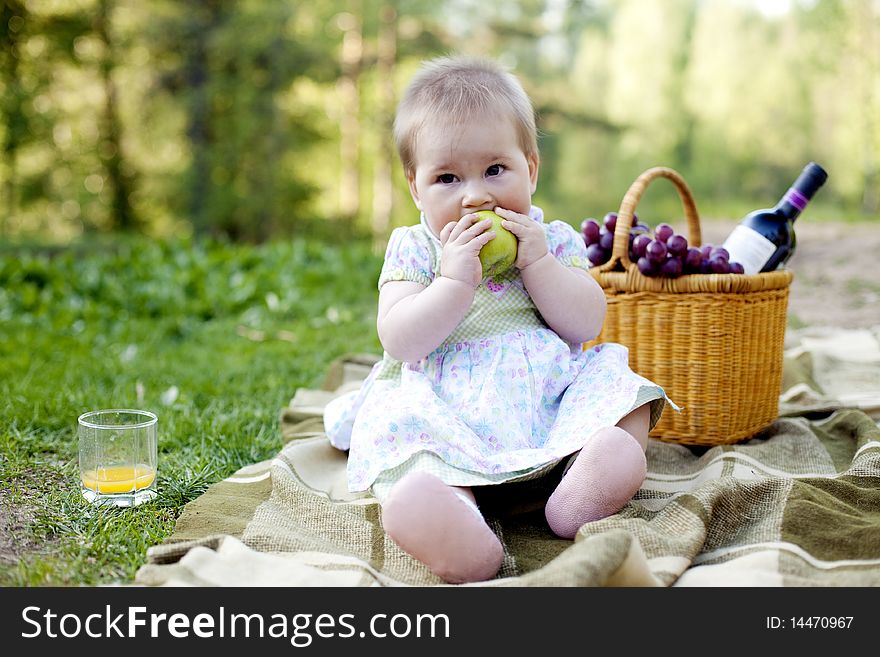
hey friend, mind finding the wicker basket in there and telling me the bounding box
[585,167,793,447]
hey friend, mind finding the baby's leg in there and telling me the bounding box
[544,404,651,539]
[381,471,504,584]
[614,402,650,450]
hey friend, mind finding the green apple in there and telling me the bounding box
[476,210,518,278]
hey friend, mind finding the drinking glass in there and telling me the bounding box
[78,409,158,507]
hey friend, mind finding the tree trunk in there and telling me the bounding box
[338,6,363,227]
[249,32,285,243]
[0,0,26,237]
[858,0,878,215]
[669,0,697,169]
[96,0,138,232]
[371,2,397,252]
[184,0,218,236]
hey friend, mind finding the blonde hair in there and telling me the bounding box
[393,55,539,177]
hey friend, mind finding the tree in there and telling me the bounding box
[95,0,139,231]
[370,2,397,250]
[0,0,28,236]
[145,0,331,241]
[337,6,362,229]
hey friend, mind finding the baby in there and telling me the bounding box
[325,55,674,584]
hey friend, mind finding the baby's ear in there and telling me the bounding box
[528,152,540,194]
[406,173,422,210]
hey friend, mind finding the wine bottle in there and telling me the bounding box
[722,162,828,275]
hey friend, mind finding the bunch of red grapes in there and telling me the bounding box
[581,212,745,277]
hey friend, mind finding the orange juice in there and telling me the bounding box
[80,465,156,494]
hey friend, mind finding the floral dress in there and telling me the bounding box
[324,206,674,500]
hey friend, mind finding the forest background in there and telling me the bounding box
[2,0,878,246]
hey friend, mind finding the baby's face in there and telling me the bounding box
[407,112,538,237]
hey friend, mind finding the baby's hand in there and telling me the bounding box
[493,207,548,269]
[438,213,494,288]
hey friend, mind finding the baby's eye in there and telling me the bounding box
[486,164,504,177]
[437,173,457,184]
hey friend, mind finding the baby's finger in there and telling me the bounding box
[499,219,522,237]
[455,215,492,243]
[494,206,529,225]
[439,221,456,244]
[500,217,538,238]
[447,213,478,241]
[442,217,466,243]
[472,228,496,249]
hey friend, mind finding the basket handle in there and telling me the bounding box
[597,166,702,272]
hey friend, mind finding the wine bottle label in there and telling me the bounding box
[722,225,777,275]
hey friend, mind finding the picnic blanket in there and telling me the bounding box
[135,326,880,587]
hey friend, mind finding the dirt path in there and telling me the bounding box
[700,220,880,330]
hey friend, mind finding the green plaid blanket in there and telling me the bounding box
[136,328,880,586]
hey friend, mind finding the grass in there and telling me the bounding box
[0,235,383,585]
[844,277,880,308]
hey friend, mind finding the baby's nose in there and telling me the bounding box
[462,181,492,208]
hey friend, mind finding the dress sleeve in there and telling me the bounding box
[546,220,590,272]
[377,226,435,289]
